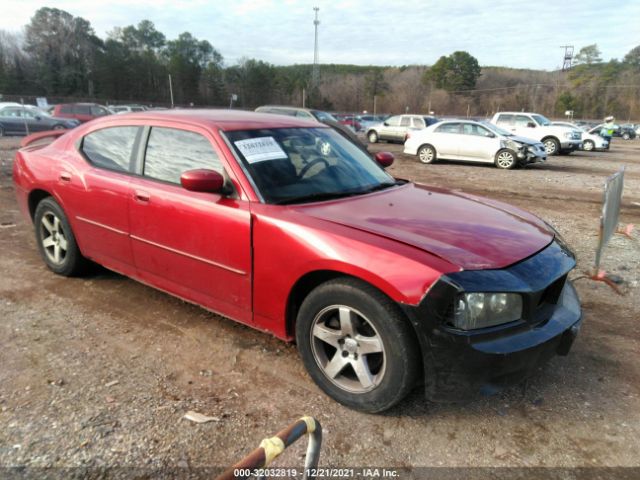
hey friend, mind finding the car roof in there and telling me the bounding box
[97,108,323,131]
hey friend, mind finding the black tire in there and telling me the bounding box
[542,137,560,156]
[417,144,437,164]
[494,149,517,169]
[367,130,379,143]
[34,197,88,276]
[583,140,595,151]
[296,277,420,413]
[52,124,65,130]
[622,132,630,140]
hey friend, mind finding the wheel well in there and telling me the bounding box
[541,136,559,144]
[28,189,52,220]
[285,270,349,338]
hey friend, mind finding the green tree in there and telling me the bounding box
[623,45,640,69]
[364,69,389,98]
[423,51,481,92]
[24,7,101,95]
[574,44,602,65]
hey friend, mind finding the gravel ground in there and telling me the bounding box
[1,135,639,478]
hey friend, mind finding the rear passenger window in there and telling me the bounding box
[400,117,411,127]
[435,123,460,134]
[75,105,91,115]
[81,127,140,172]
[143,128,222,184]
[496,114,514,126]
[59,105,73,114]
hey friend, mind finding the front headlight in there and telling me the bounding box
[452,292,522,330]
[500,139,523,150]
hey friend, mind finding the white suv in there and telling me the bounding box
[490,112,582,155]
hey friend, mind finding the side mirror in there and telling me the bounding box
[180,169,224,193]
[486,132,496,138]
[383,122,389,126]
[35,115,42,121]
[527,122,536,128]
[375,151,394,168]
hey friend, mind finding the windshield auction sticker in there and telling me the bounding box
[235,137,288,163]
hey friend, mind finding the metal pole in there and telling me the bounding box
[373,95,377,116]
[302,88,306,108]
[168,74,174,108]
[20,98,30,136]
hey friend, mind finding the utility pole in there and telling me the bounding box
[312,7,320,87]
[168,74,174,108]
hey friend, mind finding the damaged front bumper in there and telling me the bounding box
[402,240,582,401]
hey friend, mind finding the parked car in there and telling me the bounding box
[333,114,361,132]
[13,110,582,413]
[404,120,546,169]
[52,103,112,123]
[366,114,439,143]
[255,105,366,150]
[490,112,582,155]
[551,121,609,151]
[356,114,388,132]
[587,124,637,141]
[0,105,79,137]
[110,105,147,114]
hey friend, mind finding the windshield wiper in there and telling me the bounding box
[274,181,401,205]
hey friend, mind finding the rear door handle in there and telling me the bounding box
[59,172,72,182]
[134,191,150,203]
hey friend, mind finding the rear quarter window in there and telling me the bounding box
[496,114,514,126]
[143,127,223,184]
[81,127,140,172]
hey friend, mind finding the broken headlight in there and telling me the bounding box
[452,292,523,330]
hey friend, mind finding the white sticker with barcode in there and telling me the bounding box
[234,137,287,163]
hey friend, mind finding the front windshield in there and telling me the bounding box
[531,114,551,126]
[312,111,338,123]
[225,127,395,205]
[480,121,512,136]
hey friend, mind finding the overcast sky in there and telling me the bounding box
[1,0,639,70]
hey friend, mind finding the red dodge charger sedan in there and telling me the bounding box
[13,110,582,412]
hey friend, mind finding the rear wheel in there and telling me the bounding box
[495,149,517,169]
[52,124,65,130]
[583,140,595,151]
[34,197,88,276]
[296,278,420,413]
[622,132,630,140]
[367,130,379,143]
[418,144,437,164]
[543,137,560,155]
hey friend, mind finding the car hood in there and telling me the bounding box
[294,183,554,270]
[509,135,543,146]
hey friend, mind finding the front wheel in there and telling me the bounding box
[418,144,437,164]
[543,137,560,156]
[583,140,595,151]
[34,197,88,276]
[52,124,65,130]
[296,278,420,413]
[495,149,517,169]
[622,132,630,140]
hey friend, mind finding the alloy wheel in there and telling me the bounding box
[310,305,386,393]
[496,151,515,169]
[40,211,68,265]
[419,147,434,163]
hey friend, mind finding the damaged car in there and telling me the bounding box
[13,110,582,412]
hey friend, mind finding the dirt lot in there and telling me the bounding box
[1,134,639,477]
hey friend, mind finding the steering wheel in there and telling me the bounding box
[298,157,330,179]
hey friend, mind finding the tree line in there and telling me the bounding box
[1,7,639,120]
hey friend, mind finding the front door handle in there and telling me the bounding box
[134,191,150,203]
[59,172,72,182]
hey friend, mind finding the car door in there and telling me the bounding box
[430,122,462,158]
[128,125,252,323]
[22,109,50,132]
[378,115,401,140]
[458,123,498,162]
[396,116,411,140]
[70,126,142,273]
[512,114,536,137]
